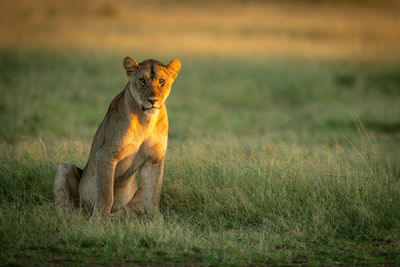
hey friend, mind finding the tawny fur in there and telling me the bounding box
[53,56,181,217]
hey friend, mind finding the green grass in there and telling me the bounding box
[0,49,399,265]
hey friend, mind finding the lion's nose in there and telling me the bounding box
[146,97,158,105]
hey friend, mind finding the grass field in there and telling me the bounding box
[1,0,400,266]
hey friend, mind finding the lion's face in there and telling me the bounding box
[123,57,181,115]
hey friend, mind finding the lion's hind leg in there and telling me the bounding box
[114,174,144,214]
[53,163,81,209]
[126,188,144,213]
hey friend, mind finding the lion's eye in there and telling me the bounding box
[139,78,146,85]
[159,79,165,85]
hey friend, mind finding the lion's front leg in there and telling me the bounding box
[139,159,164,215]
[92,149,116,217]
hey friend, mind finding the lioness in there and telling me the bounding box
[53,56,181,217]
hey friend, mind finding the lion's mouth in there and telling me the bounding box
[142,105,159,112]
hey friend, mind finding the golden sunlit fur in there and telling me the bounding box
[53,57,181,217]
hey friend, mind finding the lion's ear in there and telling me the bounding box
[166,59,181,79]
[123,56,138,76]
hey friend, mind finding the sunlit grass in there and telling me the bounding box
[0,131,399,264]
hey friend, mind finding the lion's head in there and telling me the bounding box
[123,57,181,115]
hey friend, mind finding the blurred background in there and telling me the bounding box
[0,0,399,145]
[1,0,400,60]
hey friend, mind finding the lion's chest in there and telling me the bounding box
[114,139,166,181]
[114,150,143,180]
